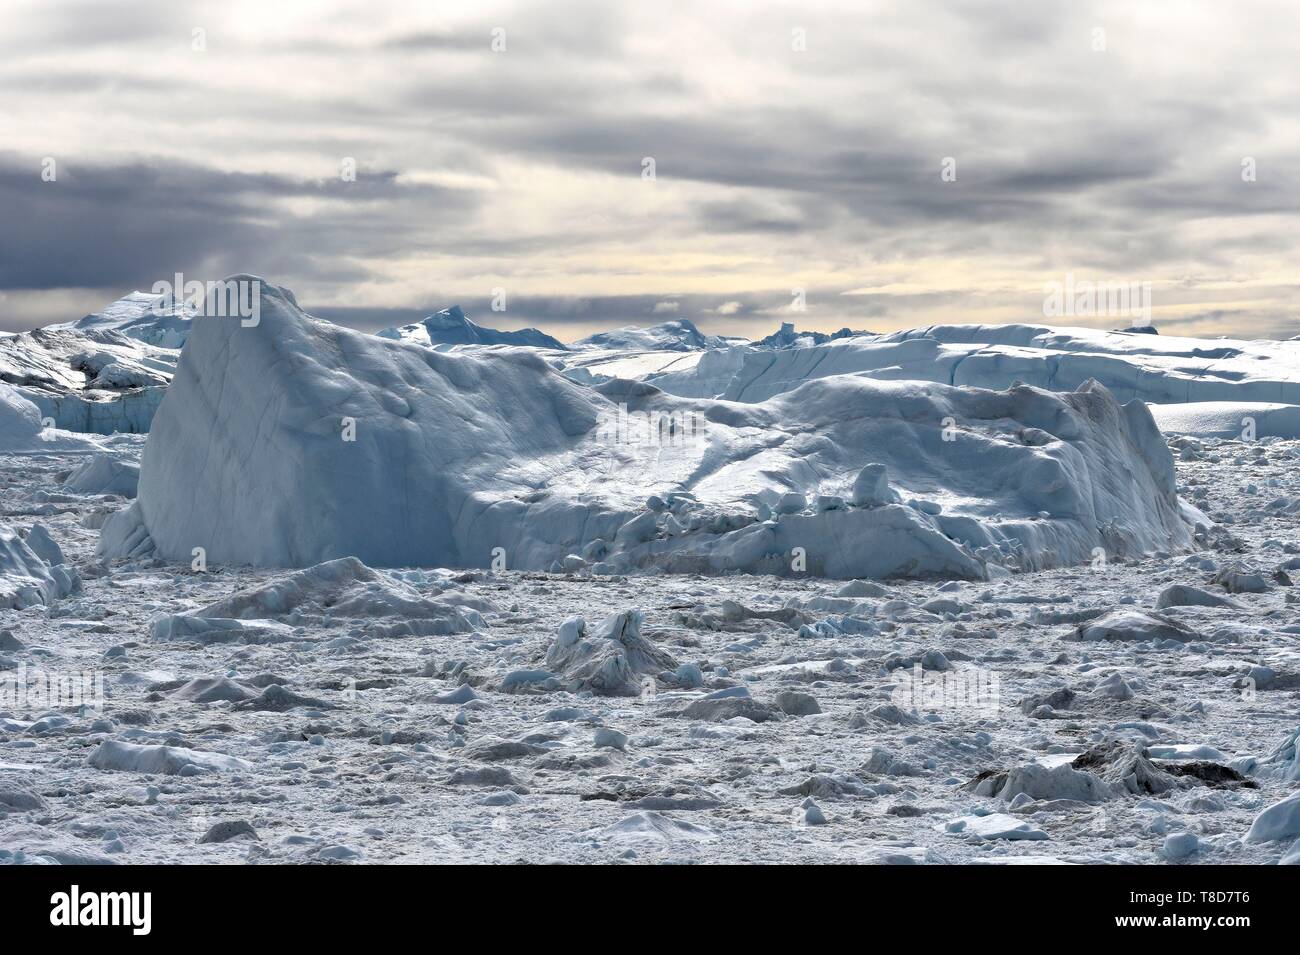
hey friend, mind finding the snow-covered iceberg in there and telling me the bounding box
[1,308,179,434]
[1146,401,1300,440]
[1,521,79,608]
[100,278,1200,579]
[0,381,112,453]
[570,318,734,352]
[0,382,46,448]
[755,322,872,349]
[60,289,195,349]
[718,323,1300,405]
[149,557,484,642]
[377,305,565,351]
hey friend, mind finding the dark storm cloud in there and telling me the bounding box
[696,198,810,234]
[0,154,480,292]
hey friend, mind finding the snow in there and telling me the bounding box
[941,813,1048,841]
[59,290,195,349]
[99,279,1200,581]
[376,305,565,350]
[2,324,175,395]
[1,319,177,434]
[1246,791,1300,844]
[1148,401,1300,439]
[558,348,710,390]
[717,323,1300,406]
[636,346,749,398]
[544,611,676,696]
[148,557,484,643]
[0,521,79,608]
[63,454,140,497]
[87,739,252,775]
[570,318,730,352]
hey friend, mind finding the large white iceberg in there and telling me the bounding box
[712,323,1300,405]
[100,278,1200,579]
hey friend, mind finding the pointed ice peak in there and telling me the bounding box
[755,322,874,349]
[378,306,565,350]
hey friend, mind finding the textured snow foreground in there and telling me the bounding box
[4,433,1300,863]
[100,280,1200,579]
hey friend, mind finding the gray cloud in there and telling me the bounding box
[1,0,1298,337]
[0,154,479,292]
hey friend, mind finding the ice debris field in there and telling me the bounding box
[4,277,1300,864]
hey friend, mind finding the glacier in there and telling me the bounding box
[99,277,1200,578]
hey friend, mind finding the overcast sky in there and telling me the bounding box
[2,0,1298,341]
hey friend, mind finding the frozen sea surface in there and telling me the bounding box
[3,433,1300,864]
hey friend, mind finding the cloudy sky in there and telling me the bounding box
[2,0,1298,341]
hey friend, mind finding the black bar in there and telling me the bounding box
[0,864,1281,940]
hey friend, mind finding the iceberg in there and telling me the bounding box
[61,289,195,349]
[100,277,1200,579]
[1,521,80,608]
[149,557,484,641]
[718,323,1300,405]
[1,315,178,434]
[754,322,873,349]
[570,318,732,352]
[377,305,565,351]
